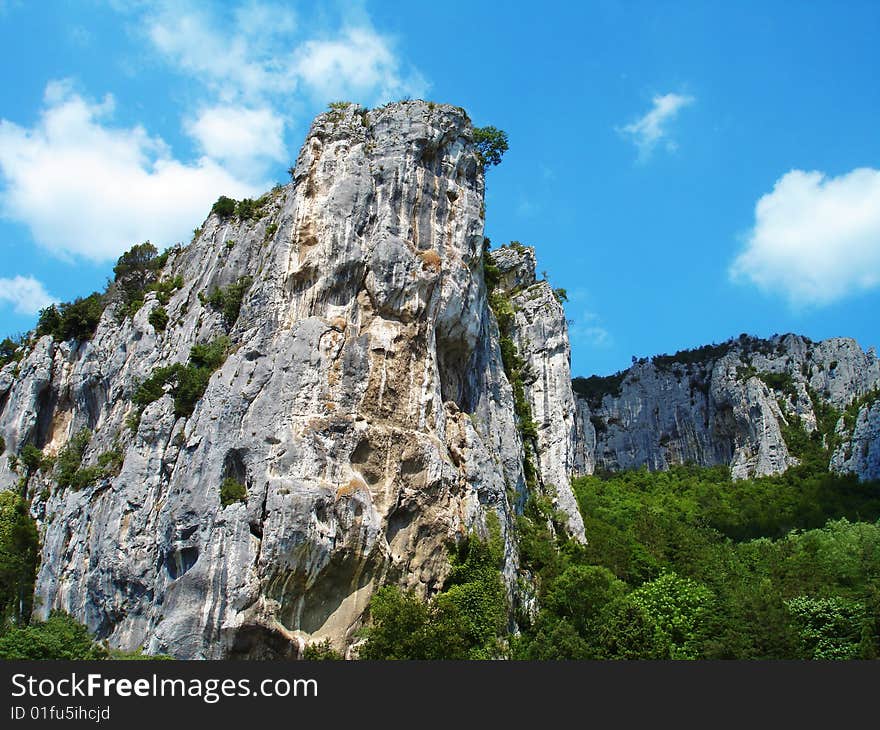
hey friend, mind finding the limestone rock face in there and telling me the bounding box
[488,245,585,541]
[0,102,534,658]
[831,398,880,481]
[572,334,880,480]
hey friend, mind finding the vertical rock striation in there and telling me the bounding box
[0,101,542,657]
[571,334,880,480]
[488,245,585,540]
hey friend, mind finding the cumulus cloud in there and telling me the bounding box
[293,27,427,102]
[0,82,261,261]
[0,275,56,315]
[145,3,299,102]
[0,2,429,263]
[185,105,286,176]
[144,2,425,105]
[730,168,880,306]
[619,93,694,160]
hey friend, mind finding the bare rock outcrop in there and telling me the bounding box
[0,102,543,658]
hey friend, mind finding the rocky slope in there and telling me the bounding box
[571,334,880,480]
[0,101,586,658]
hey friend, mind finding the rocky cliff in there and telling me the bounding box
[0,101,585,658]
[571,333,880,480]
[2,100,878,661]
[487,245,585,540]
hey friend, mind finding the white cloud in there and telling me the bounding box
[145,3,298,102]
[730,168,880,306]
[293,27,428,102]
[185,105,286,176]
[0,2,429,263]
[143,3,425,105]
[619,93,694,160]
[0,82,261,262]
[0,275,56,315]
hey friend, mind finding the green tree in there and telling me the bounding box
[0,491,39,626]
[786,595,865,660]
[472,126,509,167]
[598,597,671,659]
[628,571,714,659]
[303,639,342,660]
[148,305,169,332]
[0,337,22,368]
[113,241,159,300]
[358,586,469,660]
[542,564,626,636]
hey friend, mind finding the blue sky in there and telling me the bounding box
[0,1,878,376]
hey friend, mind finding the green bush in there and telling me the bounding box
[236,198,258,220]
[54,429,92,489]
[303,639,342,660]
[152,276,184,305]
[69,465,104,491]
[132,336,231,420]
[211,195,236,218]
[758,370,797,397]
[360,516,507,660]
[148,305,169,332]
[0,612,107,660]
[19,444,45,474]
[0,337,24,368]
[220,477,247,507]
[37,293,105,343]
[206,277,252,328]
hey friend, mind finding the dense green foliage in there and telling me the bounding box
[303,639,343,660]
[359,515,507,659]
[571,372,626,408]
[757,370,797,397]
[206,277,253,328]
[133,336,231,421]
[236,198,257,220]
[472,126,509,167]
[113,242,181,318]
[0,612,106,659]
[361,459,880,660]
[36,293,105,343]
[220,477,247,507]
[0,336,24,368]
[211,195,237,218]
[0,611,174,660]
[0,492,39,627]
[54,429,92,490]
[114,242,160,300]
[519,465,880,660]
[148,305,169,332]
